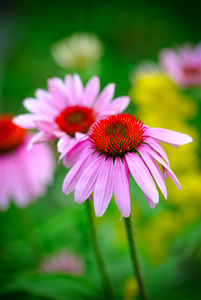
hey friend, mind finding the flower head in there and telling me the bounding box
[51,33,104,70]
[62,114,192,218]
[160,43,201,87]
[13,74,130,155]
[0,114,55,210]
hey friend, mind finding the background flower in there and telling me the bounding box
[39,250,84,275]
[0,115,55,210]
[160,43,201,88]
[13,74,129,158]
[51,32,104,71]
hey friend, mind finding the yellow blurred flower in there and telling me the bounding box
[129,68,201,263]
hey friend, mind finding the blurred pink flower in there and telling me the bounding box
[160,43,201,88]
[0,114,55,210]
[13,74,130,157]
[62,114,192,218]
[40,250,84,275]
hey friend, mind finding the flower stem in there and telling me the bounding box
[86,199,115,299]
[124,214,148,300]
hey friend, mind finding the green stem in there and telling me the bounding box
[124,214,148,300]
[86,199,115,300]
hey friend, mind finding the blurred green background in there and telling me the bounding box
[0,0,201,299]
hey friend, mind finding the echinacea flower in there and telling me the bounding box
[13,74,130,157]
[62,114,192,218]
[0,114,55,210]
[40,250,84,275]
[51,33,104,70]
[160,43,201,88]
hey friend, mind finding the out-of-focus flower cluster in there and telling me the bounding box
[129,66,201,262]
[39,250,84,275]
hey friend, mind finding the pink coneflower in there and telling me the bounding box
[0,114,55,210]
[13,74,130,153]
[62,114,192,218]
[160,43,201,88]
[40,250,84,275]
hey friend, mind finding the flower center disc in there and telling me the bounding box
[0,115,26,153]
[89,114,145,157]
[55,106,96,137]
[183,65,201,76]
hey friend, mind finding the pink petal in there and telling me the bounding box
[65,74,78,105]
[73,74,84,103]
[27,132,46,150]
[106,96,130,113]
[125,152,159,204]
[9,152,33,206]
[35,120,58,132]
[94,156,114,217]
[48,77,69,110]
[114,157,131,218]
[62,138,89,168]
[62,150,90,195]
[138,146,167,199]
[144,137,169,164]
[35,88,52,103]
[57,135,71,153]
[0,156,11,210]
[143,144,181,190]
[82,76,100,107]
[94,83,115,112]
[74,154,104,203]
[143,193,157,209]
[23,98,57,117]
[144,128,193,145]
[13,114,38,129]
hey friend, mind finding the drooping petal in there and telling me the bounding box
[138,146,167,199]
[57,135,71,153]
[143,193,157,209]
[94,83,115,112]
[144,137,169,165]
[82,76,100,107]
[74,154,104,203]
[94,156,114,217]
[125,152,159,204]
[62,150,90,195]
[142,144,181,190]
[144,127,193,145]
[114,157,131,218]
[62,138,89,168]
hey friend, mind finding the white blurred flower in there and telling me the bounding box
[51,33,104,70]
